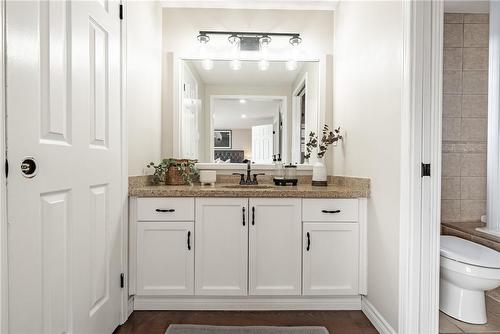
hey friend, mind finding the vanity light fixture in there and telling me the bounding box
[197,32,210,44]
[197,31,301,51]
[289,35,302,46]
[228,34,241,45]
[259,35,272,46]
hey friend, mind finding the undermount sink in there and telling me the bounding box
[220,184,275,189]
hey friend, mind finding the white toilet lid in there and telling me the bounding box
[441,235,500,269]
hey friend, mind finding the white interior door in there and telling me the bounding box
[251,124,273,163]
[6,1,123,333]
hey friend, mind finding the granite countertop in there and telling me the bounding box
[129,175,370,199]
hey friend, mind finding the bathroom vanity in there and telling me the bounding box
[128,178,369,310]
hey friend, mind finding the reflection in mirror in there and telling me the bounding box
[213,97,284,164]
[178,59,320,164]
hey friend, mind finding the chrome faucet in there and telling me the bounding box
[233,160,265,185]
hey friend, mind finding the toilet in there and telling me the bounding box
[440,235,500,324]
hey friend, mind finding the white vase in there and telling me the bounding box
[312,157,327,185]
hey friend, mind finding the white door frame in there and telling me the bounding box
[120,0,132,323]
[0,0,6,332]
[399,1,443,334]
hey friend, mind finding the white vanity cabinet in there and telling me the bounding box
[195,198,248,296]
[302,199,367,296]
[133,198,195,296]
[129,196,367,310]
[248,198,302,295]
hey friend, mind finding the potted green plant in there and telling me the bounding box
[147,158,199,185]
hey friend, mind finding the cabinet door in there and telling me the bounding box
[303,222,359,295]
[136,222,194,295]
[249,198,302,295]
[195,198,248,295]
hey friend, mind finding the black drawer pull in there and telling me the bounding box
[306,232,311,251]
[187,231,191,250]
[321,209,341,214]
[156,209,175,213]
[252,207,255,225]
[242,207,246,226]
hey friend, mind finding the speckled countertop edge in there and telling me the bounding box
[129,175,370,198]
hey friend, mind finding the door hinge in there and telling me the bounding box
[421,163,431,177]
[119,4,123,20]
[4,159,8,178]
[120,273,124,288]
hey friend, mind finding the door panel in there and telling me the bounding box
[303,223,359,295]
[6,1,122,333]
[136,222,194,295]
[249,198,301,295]
[195,198,248,296]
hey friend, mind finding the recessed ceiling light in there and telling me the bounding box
[239,99,246,104]
[241,114,247,118]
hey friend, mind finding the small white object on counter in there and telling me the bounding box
[200,170,216,186]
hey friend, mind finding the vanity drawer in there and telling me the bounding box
[302,199,358,222]
[137,198,195,221]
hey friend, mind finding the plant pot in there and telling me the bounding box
[312,158,327,186]
[165,159,193,185]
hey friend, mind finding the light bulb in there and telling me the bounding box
[201,58,213,71]
[239,99,246,104]
[230,59,242,71]
[258,59,269,71]
[286,60,298,71]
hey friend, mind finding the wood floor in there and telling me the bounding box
[114,311,378,334]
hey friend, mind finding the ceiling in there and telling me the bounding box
[213,97,282,129]
[160,0,338,10]
[187,60,305,86]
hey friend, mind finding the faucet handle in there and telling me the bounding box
[252,173,265,183]
[232,173,245,184]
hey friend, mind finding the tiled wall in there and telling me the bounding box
[442,13,489,223]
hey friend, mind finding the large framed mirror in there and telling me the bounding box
[177,59,321,166]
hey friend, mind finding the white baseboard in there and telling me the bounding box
[134,296,361,311]
[361,297,396,334]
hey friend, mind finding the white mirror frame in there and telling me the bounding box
[166,53,332,171]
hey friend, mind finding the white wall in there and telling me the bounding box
[332,1,403,330]
[126,1,163,176]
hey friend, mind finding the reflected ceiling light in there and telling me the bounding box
[241,114,247,118]
[201,58,214,71]
[197,33,210,44]
[286,60,298,71]
[228,34,241,45]
[239,99,246,104]
[258,59,270,71]
[259,35,272,47]
[230,59,242,71]
[289,35,302,46]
